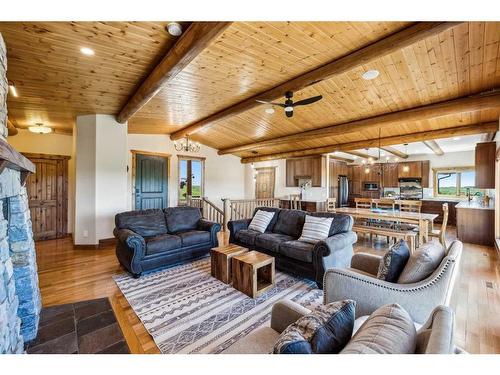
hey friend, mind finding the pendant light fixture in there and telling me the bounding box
[402,143,410,172]
[173,137,201,153]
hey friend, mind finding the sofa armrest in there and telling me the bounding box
[350,253,381,276]
[197,219,221,246]
[270,300,311,334]
[416,305,455,354]
[113,228,145,250]
[228,218,251,242]
[323,264,457,324]
[315,231,358,256]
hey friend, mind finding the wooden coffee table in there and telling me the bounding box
[232,251,275,298]
[210,244,249,284]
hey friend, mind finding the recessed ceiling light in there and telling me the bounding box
[362,69,380,80]
[167,22,183,37]
[453,136,460,141]
[8,81,18,97]
[265,107,275,114]
[80,47,95,56]
[28,123,52,134]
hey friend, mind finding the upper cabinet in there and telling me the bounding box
[397,161,422,179]
[286,156,323,187]
[382,163,399,187]
[421,160,430,188]
[475,142,496,189]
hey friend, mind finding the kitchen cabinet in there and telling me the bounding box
[420,199,457,226]
[286,156,323,187]
[382,163,399,187]
[421,161,430,188]
[398,161,422,179]
[475,142,495,188]
[456,201,494,246]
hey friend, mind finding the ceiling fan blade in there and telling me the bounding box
[255,99,286,107]
[293,95,323,107]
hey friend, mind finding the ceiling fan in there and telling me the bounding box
[256,91,323,118]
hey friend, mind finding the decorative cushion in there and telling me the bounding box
[255,233,294,253]
[376,239,410,282]
[248,210,275,233]
[279,241,315,263]
[145,234,182,256]
[341,303,417,354]
[310,212,353,235]
[273,209,307,238]
[273,300,355,354]
[298,215,334,244]
[398,242,445,284]
[235,229,261,246]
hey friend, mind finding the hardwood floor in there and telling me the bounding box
[35,229,499,354]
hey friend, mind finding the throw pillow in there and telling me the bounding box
[298,215,334,244]
[398,242,446,284]
[248,210,275,233]
[273,300,355,354]
[376,239,410,282]
[341,303,417,354]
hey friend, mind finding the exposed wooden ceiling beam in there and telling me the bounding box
[329,155,355,163]
[343,151,378,160]
[116,22,231,124]
[422,140,444,155]
[219,91,500,155]
[240,122,498,163]
[380,146,408,159]
[170,22,462,141]
[6,120,18,136]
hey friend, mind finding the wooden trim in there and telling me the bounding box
[432,166,479,198]
[0,137,35,173]
[380,146,409,159]
[131,150,170,210]
[22,152,71,160]
[98,237,116,247]
[329,155,354,163]
[117,22,231,124]
[220,92,500,155]
[423,140,444,156]
[176,154,206,161]
[177,156,205,204]
[240,122,499,163]
[171,22,462,140]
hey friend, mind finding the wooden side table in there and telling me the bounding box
[210,244,249,284]
[232,251,275,298]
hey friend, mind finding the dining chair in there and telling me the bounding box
[289,194,301,210]
[326,198,336,212]
[396,200,422,213]
[354,197,372,209]
[429,203,448,247]
[372,198,395,210]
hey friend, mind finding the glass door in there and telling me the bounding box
[178,157,204,204]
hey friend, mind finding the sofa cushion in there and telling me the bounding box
[251,207,281,232]
[235,229,260,246]
[273,300,355,354]
[115,209,168,237]
[376,239,410,282]
[164,207,201,233]
[223,327,280,354]
[255,233,295,253]
[298,215,333,244]
[310,212,353,235]
[145,234,182,256]
[341,303,417,354]
[273,209,307,238]
[248,210,276,233]
[279,241,314,263]
[177,230,211,247]
[397,242,445,284]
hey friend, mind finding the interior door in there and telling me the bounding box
[135,154,168,210]
[25,154,68,241]
[255,168,275,199]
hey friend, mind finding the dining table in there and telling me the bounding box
[334,207,439,244]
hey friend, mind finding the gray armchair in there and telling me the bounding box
[222,300,458,354]
[323,240,463,324]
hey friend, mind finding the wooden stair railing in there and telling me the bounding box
[186,196,224,228]
[221,198,280,231]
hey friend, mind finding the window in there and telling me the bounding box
[434,167,484,197]
[178,157,204,203]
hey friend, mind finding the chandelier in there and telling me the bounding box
[173,137,200,153]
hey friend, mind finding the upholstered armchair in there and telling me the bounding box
[323,240,463,324]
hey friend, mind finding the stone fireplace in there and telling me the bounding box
[0,33,40,354]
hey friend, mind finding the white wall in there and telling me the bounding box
[243,157,328,201]
[127,134,245,209]
[7,128,75,233]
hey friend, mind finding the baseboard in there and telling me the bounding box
[99,237,117,247]
[495,237,500,257]
[73,244,99,250]
[71,236,116,250]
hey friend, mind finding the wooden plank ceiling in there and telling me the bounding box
[1,21,499,160]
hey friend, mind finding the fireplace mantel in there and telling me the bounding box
[0,137,35,184]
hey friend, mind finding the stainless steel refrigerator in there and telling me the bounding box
[338,175,349,207]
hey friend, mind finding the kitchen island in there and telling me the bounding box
[456,200,495,246]
[279,198,326,212]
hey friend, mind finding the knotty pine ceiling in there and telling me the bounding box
[1,21,499,158]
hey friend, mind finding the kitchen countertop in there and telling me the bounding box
[420,197,464,202]
[278,198,326,203]
[455,200,494,210]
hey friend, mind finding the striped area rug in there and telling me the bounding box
[113,257,323,354]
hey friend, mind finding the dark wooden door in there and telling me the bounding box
[135,154,168,210]
[24,154,68,241]
[255,167,275,199]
